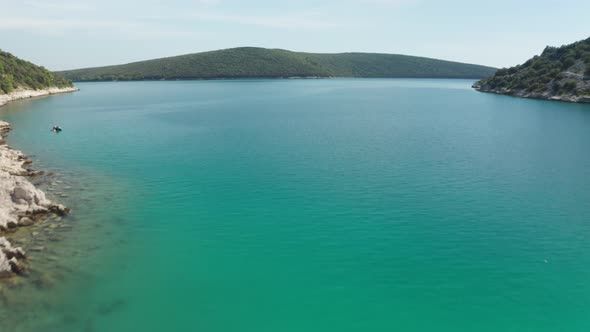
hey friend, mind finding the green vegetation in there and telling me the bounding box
[58,47,496,81]
[475,37,590,99]
[0,50,72,94]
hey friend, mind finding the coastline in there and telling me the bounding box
[67,76,489,83]
[0,87,79,108]
[0,121,69,276]
[473,84,590,104]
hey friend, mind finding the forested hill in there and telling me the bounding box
[58,47,496,81]
[474,37,590,103]
[0,50,72,94]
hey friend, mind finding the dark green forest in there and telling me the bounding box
[58,47,496,81]
[475,37,590,96]
[0,50,72,94]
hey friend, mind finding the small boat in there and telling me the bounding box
[51,126,63,133]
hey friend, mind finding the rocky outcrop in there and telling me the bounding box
[473,37,590,104]
[473,58,590,104]
[0,121,69,276]
[473,82,590,104]
[0,87,79,108]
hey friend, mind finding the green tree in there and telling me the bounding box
[562,56,575,69]
[563,80,577,92]
[0,50,72,91]
[0,74,14,93]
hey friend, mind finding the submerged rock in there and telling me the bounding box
[97,299,126,316]
[8,258,25,275]
[0,237,26,276]
[32,272,59,289]
[49,204,70,217]
[19,217,34,226]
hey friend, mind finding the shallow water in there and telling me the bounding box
[1,79,590,331]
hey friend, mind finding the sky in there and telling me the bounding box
[1,0,589,71]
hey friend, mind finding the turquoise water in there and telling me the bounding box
[1,79,590,331]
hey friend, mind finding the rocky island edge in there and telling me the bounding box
[474,37,590,104]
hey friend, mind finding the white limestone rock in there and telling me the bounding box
[0,87,79,108]
[0,121,64,230]
[0,237,26,275]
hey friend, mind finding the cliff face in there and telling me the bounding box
[474,37,590,103]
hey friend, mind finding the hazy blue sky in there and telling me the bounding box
[1,0,589,70]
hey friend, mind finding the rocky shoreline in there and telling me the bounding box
[473,84,590,104]
[0,87,79,108]
[0,121,69,277]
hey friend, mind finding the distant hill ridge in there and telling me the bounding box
[58,47,496,81]
[0,50,72,94]
[474,37,590,103]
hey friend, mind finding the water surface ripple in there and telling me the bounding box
[0,79,589,331]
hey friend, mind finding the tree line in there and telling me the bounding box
[0,50,72,94]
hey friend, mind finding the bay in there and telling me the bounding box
[1,79,590,331]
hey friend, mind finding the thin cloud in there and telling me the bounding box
[357,0,419,5]
[23,0,95,11]
[0,17,196,38]
[147,11,343,29]
[0,17,126,31]
[193,12,340,29]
